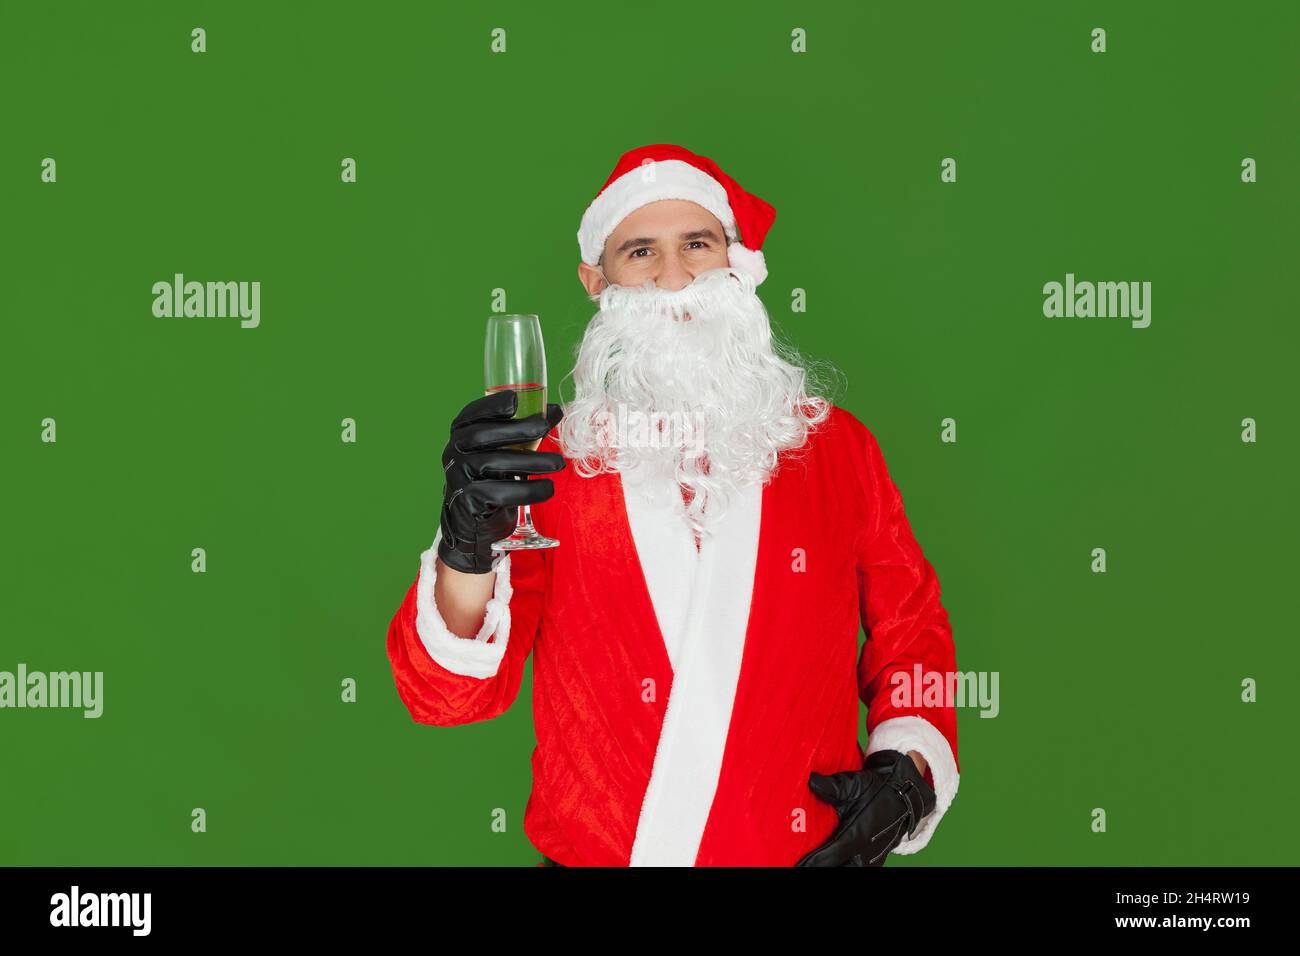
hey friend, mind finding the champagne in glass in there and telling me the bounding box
[484,314,559,551]
[484,382,547,450]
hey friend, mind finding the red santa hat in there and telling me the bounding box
[577,143,776,286]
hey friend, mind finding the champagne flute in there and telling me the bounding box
[484,313,559,551]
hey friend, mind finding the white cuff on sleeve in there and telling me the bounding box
[865,715,959,854]
[413,527,514,679]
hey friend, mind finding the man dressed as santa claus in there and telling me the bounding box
[386,144,960,867]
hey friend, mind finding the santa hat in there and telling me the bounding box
[577,144,776,286]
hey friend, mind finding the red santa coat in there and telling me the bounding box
[386,405,960,866]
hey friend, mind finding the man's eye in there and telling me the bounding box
[687,241,708,249]
[630,248,650,259]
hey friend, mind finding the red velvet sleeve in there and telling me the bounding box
[848,413,960,784]
[386,541,548,727]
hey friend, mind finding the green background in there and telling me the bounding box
[1,0,1295,866]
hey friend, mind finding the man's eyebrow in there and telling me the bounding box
[614,236,657,255]
[681,228,723,243]
[614,228,723,255]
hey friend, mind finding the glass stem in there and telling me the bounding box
[517,502,537,536]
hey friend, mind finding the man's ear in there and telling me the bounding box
[578,260,609,299]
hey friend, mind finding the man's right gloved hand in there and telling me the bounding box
[436,390,567,574]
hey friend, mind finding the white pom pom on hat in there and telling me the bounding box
[577,144,776,287]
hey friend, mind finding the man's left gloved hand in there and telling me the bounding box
[796,749,937,867]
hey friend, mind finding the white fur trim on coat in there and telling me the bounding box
[413,527,514,679]
[864,715,960,854]
[625,471,764,866]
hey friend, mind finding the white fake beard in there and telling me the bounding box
[557,265,832,539]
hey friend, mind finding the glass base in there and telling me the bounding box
[491,531,560,552]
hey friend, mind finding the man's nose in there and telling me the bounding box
[655,251,695,291]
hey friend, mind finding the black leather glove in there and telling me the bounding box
[436,390,566,574]
[796,749,937,867]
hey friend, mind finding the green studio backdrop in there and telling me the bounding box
[1,0,1296,865]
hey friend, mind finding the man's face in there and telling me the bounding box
[578,199,731,295]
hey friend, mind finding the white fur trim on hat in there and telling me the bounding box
[578,159,738,265]
[726,241,768,286]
